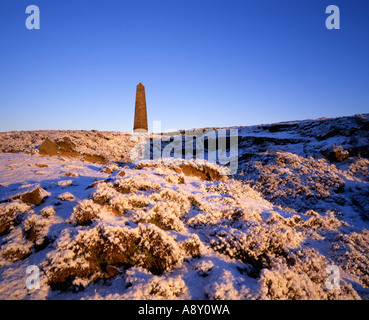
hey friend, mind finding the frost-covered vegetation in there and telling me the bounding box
[0,114,368,300]
[242,151,345,212]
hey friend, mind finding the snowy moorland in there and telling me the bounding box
[0,114,368,300]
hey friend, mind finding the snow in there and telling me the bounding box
[0,114,369,300]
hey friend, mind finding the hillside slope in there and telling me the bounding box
[0,114,368,300]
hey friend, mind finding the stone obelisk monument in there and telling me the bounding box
[133,82,148,133]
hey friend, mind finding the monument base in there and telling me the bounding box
[133,129,148,133]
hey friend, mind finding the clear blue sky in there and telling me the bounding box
[0,0,368,132]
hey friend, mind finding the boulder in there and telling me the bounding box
[333,145,349,162]
[39,137,78,157]
[101,167,113,174]
[20,186,50,205]
[118,170,126,177]
[83,154,106,164]
[105,265,121,278]
[58,192,75,201]
[39,139,58,156]
[39,137,109,164]
[55,137,77,155]
[179,164,227,181]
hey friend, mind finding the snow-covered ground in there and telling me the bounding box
[0,114,368,300]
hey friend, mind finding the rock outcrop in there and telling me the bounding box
[20,186,50,205]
